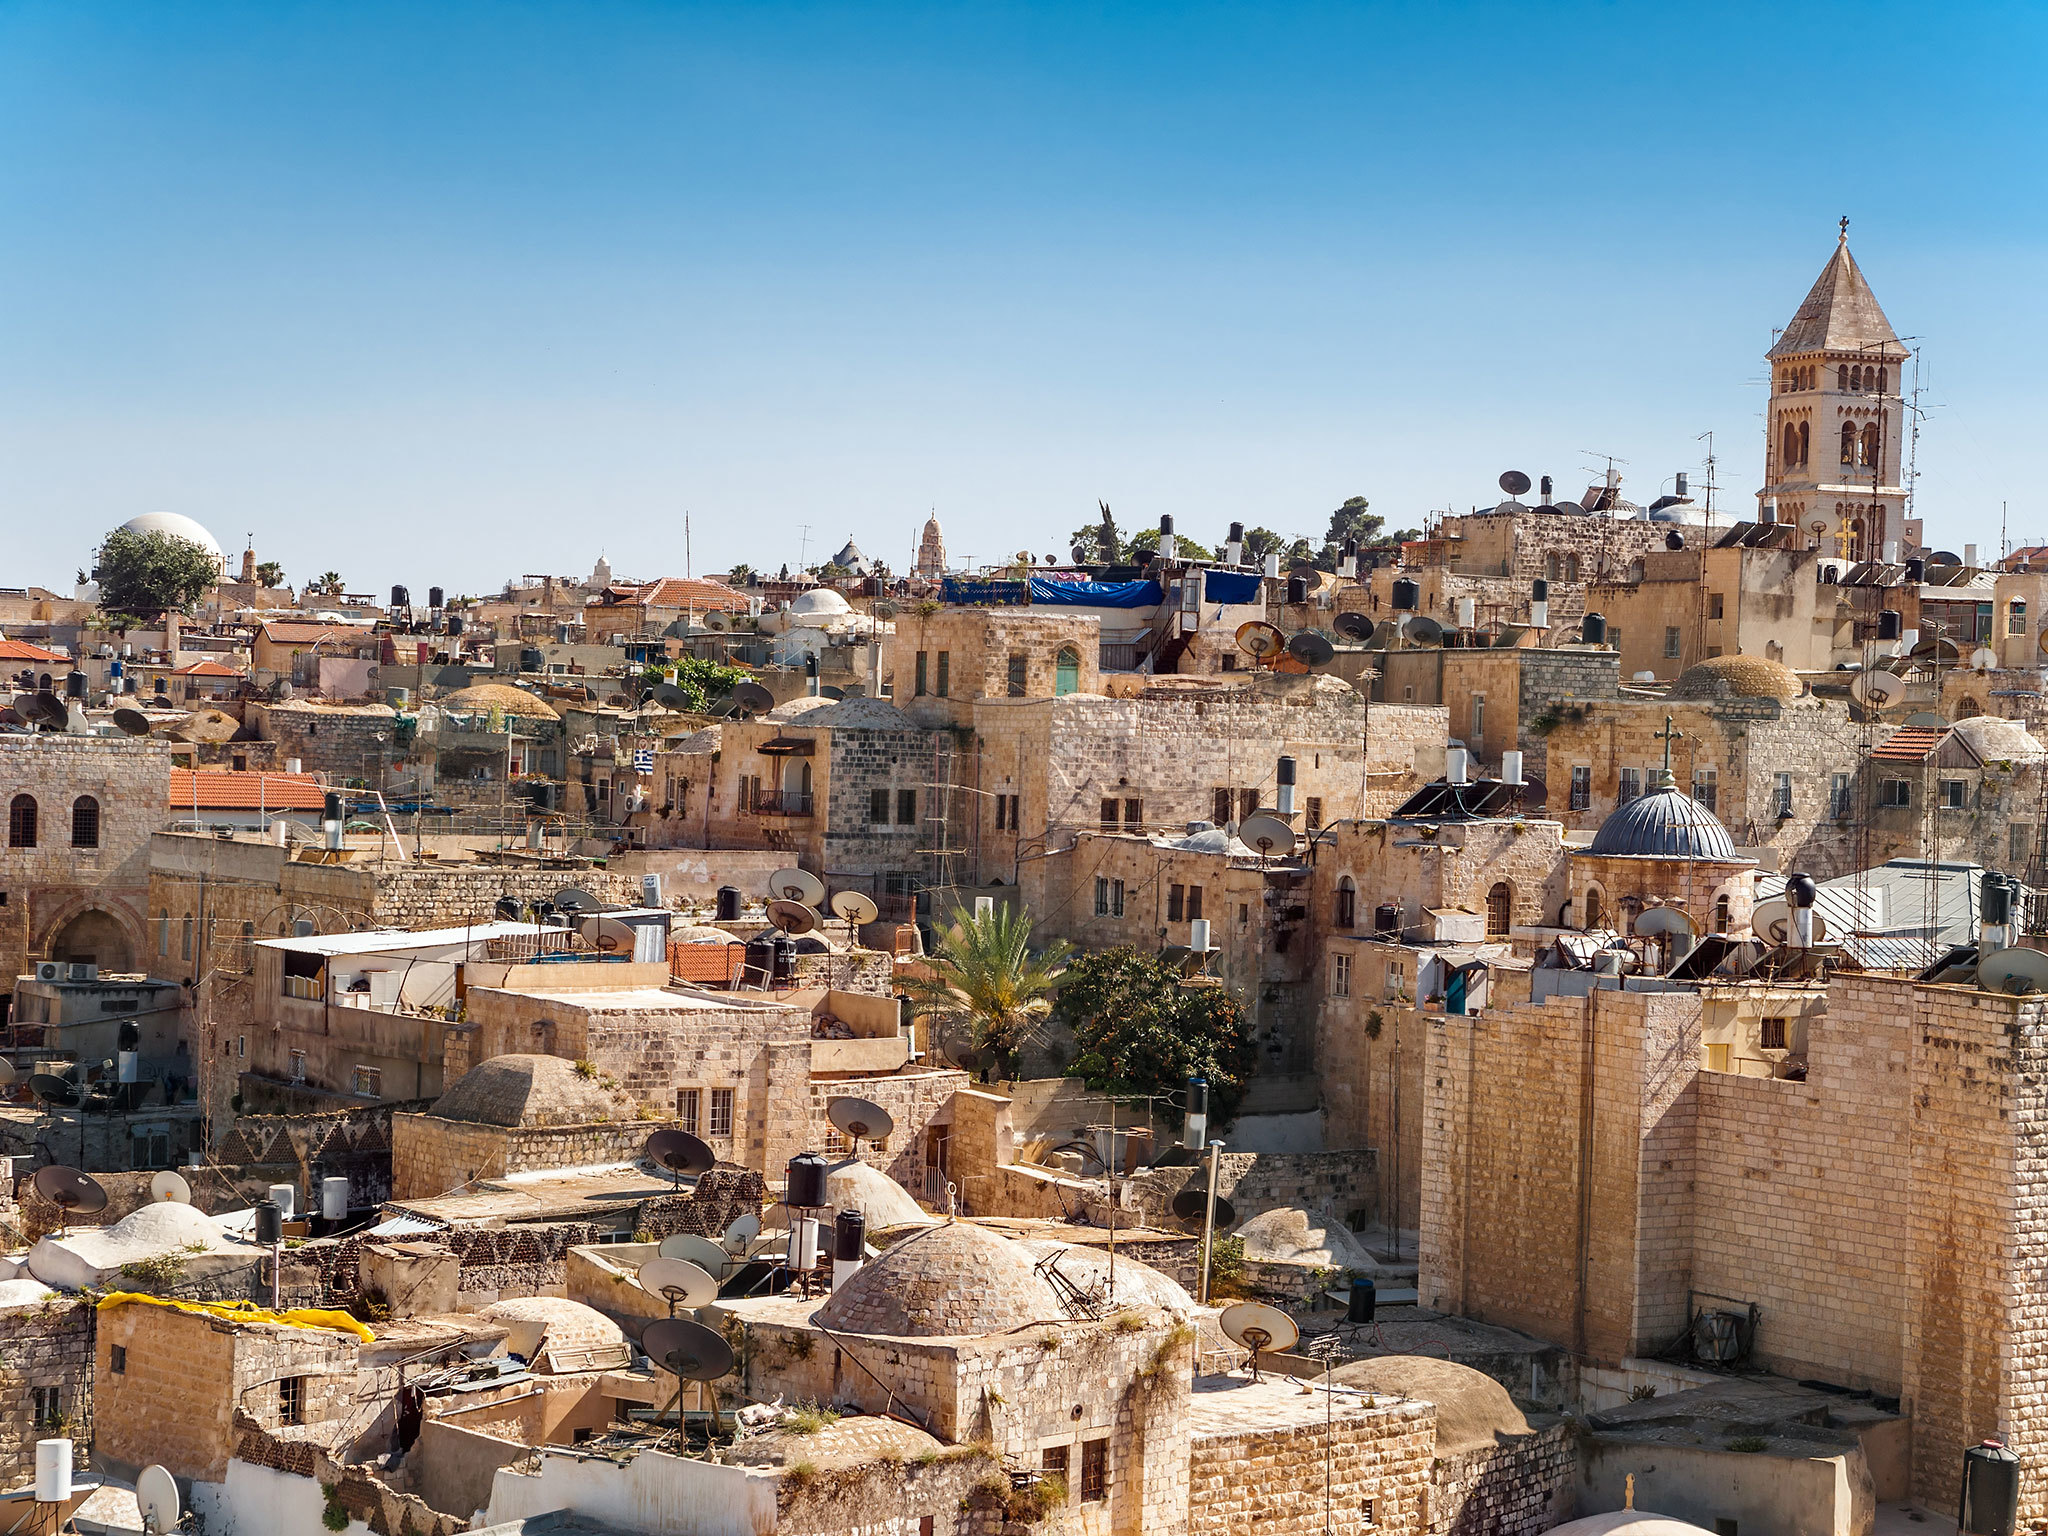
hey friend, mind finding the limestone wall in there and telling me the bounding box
[0,1299,94,1486]
[1187,1396,1433,1536]
[389,1113,675,1201]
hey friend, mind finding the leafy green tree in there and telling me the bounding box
[1241,527,1289,562]
[900,905,1072,1079]
[1054,948,1258,1126]
[813,561,852,581]
[254,561,286,588]
[643,655,752,712]
[93,527,221,618]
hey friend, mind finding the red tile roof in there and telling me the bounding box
[173,658,244,678]
[168,770,328,811]
[0,639,68,663]
[620,578,748,612]
[1870,726,1947,763]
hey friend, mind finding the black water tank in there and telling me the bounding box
[447,615,465,637]
[1391,578,1419,611]
[1287,575,1308,605]
[715,885,742,922]
[1906,557,1926,581]
[391,585,409,608]
[1582,613,1608,645]
[1348,1275,1377,1324]
[1540,474,1553,500]
[1983,873,2014,927]
[64,672,87,699]
[834,1208,867,1263]
[786,1151,831,1209]
[428,586,445,609]
[253,1197,284,1245]
[771,931,797,984]
[1878,609,1903,640]
[744,934,776,984]
[1532,578,1549,602]
[323,791,344,824]
[1159,514,1174,536]
[1276,756,1296,787]
[1959,1440,2019,1536]
[1374,902,1400,934]
[1227,521,1245,543]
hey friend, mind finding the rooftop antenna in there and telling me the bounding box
[685,510,692,579]
[639,1317,736,1447]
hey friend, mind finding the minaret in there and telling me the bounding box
[916,515,947,578]
[1758,220,1908,561]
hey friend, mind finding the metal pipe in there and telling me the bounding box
[1196,1138,1224,1306]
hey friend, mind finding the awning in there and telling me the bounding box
[757,737,815,756]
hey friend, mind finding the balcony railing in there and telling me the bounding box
[748,790,814,817]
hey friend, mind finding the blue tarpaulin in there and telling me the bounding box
[1202,570,1264,606]
[942,578,1028,606]
[1028,577,1163,608]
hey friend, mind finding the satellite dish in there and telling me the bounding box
[1972,646,1998,672]
[1333,611,1374,643]
[1632,906,1698,939]
[553,886,600,915]
[0,708,23,727]
[579,915,637,954]
[943,1039,984,1074]
[150,1169,193,1204]
[1286,630,1336,666]
[1850,671,1905,709]
[637,1255,719,1309]
[767,867,827,906]
[1169,1188,1237,1228]
[2037,626,2048,658]
[1754,898,1830,945]
[1219,1300,1300,1374]
[0,1061,17,1089]
[1513,774,1548,808]
[1903,711,1948,729]
[1238,812,1296,856]
[722,1211,761,1252]
[732,681,776,714]
[828,1096,896,1144]
[29,1074,79,1109]
[136,1465,181,1535]
[32,1164,107,1215]
[1234,621,1285,660]
[830,889,879,925]
[645,1127,716,1177]
[1401,615,1444,646]
[1805,509,1841,539]
[494,895,524,921]
[1498,469,1533,497]
[1979,947,2048,996]
[653,683,693,712]
[1925,550,1961,570]
[112,708,151,737]
[819,685,846,700]
[28,694,67,728]
[659,1232,735,1277]
[766,899,820,936]
[1555,500,1588,517]
[641,1317,735,1383]
[703,610,731,632]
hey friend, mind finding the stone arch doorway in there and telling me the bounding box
[49,908,137,971]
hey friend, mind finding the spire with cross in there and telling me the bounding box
[1654,714,1683,791]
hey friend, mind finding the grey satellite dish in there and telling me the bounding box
[1219,1300,1299,1379]
[112,707,151,737]
[27,693,67,728]
[494,895,524,921]
[1850,671,1905,709]
[1633,906,1698,939]
[1170,1187,1237,1228]
[136,1464,181,1535]
[722,1211,762,1251]
[830,889,879,925]
[659,1232,735,1277]
[578,914,637,954]
[1979,947,2048,996]
[150,1169,193,1204]
[766,899,820,936]
[1402,615,1444,645]
[703,610,731,632]
[1498,469,1533,497]
[1238,812,1296,856]
[1286,630,1336,666]
[553,886,601,914]
[767,867,827,906]
[828,1096,896,1146]
[943,1039,984,1074]
[1333,611,1374,643]
[30,1074,80,1110]
[641,1317,735,1383]
[1924,550,1961,569]
[1902,711,1947,729]
[637,1255,719,1310]
[653,683,693,712]
[32,1164,106,1217]
[732,681,776,714]
[1555,500,1588,517]
[646,1128,716,1178]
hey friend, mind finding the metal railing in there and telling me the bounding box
[746,790,814,817]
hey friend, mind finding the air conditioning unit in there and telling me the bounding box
[67,962,97,982]
[34,962,61,983]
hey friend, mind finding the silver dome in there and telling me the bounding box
[1586,783,1738,861]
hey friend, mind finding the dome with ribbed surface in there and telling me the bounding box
[1669,654,1803,702]
[1587,784,1739,861]
[813,1222,1061,1337]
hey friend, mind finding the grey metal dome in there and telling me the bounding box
[1587,780,1738,861]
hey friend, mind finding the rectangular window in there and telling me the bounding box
[279,1376,306,1426]
[181,915,193,961]
[1383,961,1406,1000]
[2013,601,2028,636]
[1570,765,1591,811]
[1041,1444,1069,1497]
[289,1050,307,1081]
[870,788,890,824]
[1006,793,1019,830]
[352,1065,381,1097]
[1362,1496,1375,1527]
[1124,798,1142,829]
[1774,773,1794,816]
[1167,884,1184,922]
[1618,768,1642,803]
[1213,788,1233,826]
[1824,773,1849,818]
[709,1087,735,1138]
[1305,796,1323,832]
[914,651,928,697]
[1707,593,1725,620]
[1760,1016,1788,1050]
[1007,654,1027,697]
[1664,626,1682,659]
[1705,1042,1733,1074]
[1941,778,1968,809]
[677,1088,701,1135]
[1470,696,1484,755]
[110,1345,126,1375]
[935,651,950,697]
[1880,779,1911,808]
[1186,885,1203,921]
[1109,879,1124,917]
[1101,798,1119,832]
[237,1035,247,1059]
[1692,767,1717,812]
[1331,952,1352,997]
[1080,1439,1108,1502]
[32,1386,61,1429]
[897,789,918,825]
[1094,877,1111,917]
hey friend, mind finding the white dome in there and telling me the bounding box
[120,513,225,561]
[787,588,854,621]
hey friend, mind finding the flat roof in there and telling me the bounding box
[383,1163,684,1226]
[255,921,549,956]
[1186,1370,1430,1439]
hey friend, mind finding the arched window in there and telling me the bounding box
[1780,421,1798,467]
[1335,876,1357,930]
[1956,697,1983,720]
[1797,421,1810,465]
[1584,887,1603,931]
[1838,364,1849,390]
[70,795,99,849]
[1860,423,1880,472]
[181,914,194,962]
[1054,646,1081,696]
[1565,554,1581,583]
[1486,882,1511,935]
[1850,365,1862,391]
[1876,367,1887,394]
[1545,553,1562,582]
[7,794,35,849]
[1840,423,1856,464]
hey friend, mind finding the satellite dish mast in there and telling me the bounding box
[1218,1300,1300,1383]
[827,1096,896,1159]
[136,1464,181,1535]
[640,1317,738,1437]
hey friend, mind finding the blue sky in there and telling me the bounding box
[3,1,2043,593]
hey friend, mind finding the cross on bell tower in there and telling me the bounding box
[1654,714,1683,792]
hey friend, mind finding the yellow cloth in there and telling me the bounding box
[95,1290,374,1341]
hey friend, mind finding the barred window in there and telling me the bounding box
[709,1087,734,1138]
[677,1088,701,1136]
[1080,1439,1108,1501]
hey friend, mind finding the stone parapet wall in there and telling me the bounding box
[1187,1396,1433,1536]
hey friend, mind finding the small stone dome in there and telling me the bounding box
[1016,1239,1195,1313]
[478,1297,628,1372]
[1669,654,1803,702]
[437,682,562,720]
[1543,1516,1719,1536]
[120,512,225,561]
[1586,784,1739,861]
[787,588,854,621]
[432,1055,620,1127]
[1331,1356,1532,1454]
[813,1222,1062,1337]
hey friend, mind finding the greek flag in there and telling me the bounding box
[633,748,654,774]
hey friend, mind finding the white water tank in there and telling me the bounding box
[35,1439,71,1502]
[267,1183,296,1219]
[320,1177,349,1221]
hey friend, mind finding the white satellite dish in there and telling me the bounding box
[658,1232,735,1278]
[577,914,637,954]
[1850,671,1905,709]
[137,1464,181,1534]
[1632,906,1698,939]
[1971,646,1998,673]
[1806,508,1840,539]
[1755,899,1829,945]
[1238,813,1296,856]
[1218,1300,1299,1379]
[704,610,731,632]
[637,1255,719,1309]
[149,1169,192,1205]
[723,1211,762,1252]
[766,867,827,906]
[1979,947,2048,996]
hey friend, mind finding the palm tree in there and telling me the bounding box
[318,571,344,595]
[900,904,1071,1081]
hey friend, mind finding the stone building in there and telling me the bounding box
[886,606,1103,730]
[0,1294,94,1487]
[1857,716,2044,875]
[915,513,947,578]
[250,697,403,785]
[1568,757,1757,938]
